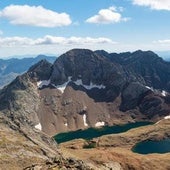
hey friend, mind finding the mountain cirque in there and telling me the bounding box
[0,49,169,136]
[0,49,170,169]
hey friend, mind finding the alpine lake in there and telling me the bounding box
[132,138,170,154]
[54,121,170,154]
[54,122,151,144]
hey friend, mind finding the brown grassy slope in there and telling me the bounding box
[59,119,170,170]
[0,115,92,170]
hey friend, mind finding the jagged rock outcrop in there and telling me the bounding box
[0,112,93,170]
[51,49,125,87]
[0,49,169,136]
[102,50,170,91]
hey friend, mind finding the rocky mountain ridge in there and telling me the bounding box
[0,113,92,169]
[0,49,170,136]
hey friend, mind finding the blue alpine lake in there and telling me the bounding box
[132,139,170,154]
[54,122,152,144]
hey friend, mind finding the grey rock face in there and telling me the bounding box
[106,50,170,92]
[51,49,125,87]
[28,59,52,81]
[120,82,150,111]
[0,49,169,135]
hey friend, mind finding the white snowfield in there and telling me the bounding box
[161,90,167,96]
[83,114,88,126]
[51,77,72,93]
[37,79,50,88]
[95,121,105,127]
[37,76,106,93]
[145,86,153,90]
[35,123,42,131]
[164,115,170,119]
[145,86,168,97]
[74,79,106,90]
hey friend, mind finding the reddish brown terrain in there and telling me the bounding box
[59,119,170,170]
[0,49,170,169]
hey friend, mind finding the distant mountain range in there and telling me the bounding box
[156,51,170,61]
[0,55,56,88]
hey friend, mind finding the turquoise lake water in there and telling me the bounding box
[54,122,152,144]
[132,139,170,154]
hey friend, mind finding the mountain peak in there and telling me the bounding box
[0,48,169,138]
[28,59,52,81]
[51,48,122,86]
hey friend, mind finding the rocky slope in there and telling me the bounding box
[0,49,170,136]
[0,113,92,170]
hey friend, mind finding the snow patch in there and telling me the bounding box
[95,121,105,127]
[83,114,88,126]
[74,79,105,90]
[161,90,167,96]
[145,86,153,91]
[64,123,68,127]
[37,79,50,88]
[52,77,72,93]
[164,115,170,119]
[52,77,105,93]
[35,123,42,131]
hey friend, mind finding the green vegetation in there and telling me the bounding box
[83,140,97,149]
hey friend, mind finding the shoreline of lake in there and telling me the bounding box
[54,121,152,144]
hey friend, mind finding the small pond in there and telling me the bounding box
[54,122,152,144]
[132,139,170,154]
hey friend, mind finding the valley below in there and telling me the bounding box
[59,119,170,170]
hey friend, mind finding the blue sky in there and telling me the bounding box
[0,0,170,58]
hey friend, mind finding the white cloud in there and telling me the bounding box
[153,39,170,44]
[0,35,116,58]
[132,0,170,11]
[0,5,72,27]
[86,6,129,24]
[35,35,114,45]
[0,35,115,47]
[0,36,33,47]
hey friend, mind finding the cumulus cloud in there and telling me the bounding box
[0,35,115,47]
[0,5,72,27]
[86,6,129,24]
[153,39,170,44]
[132,0,170,11]
[0,36,33,47]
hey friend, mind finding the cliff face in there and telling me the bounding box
[0,113,92,170]
[0,49,169,136]
[107,50,170,91]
